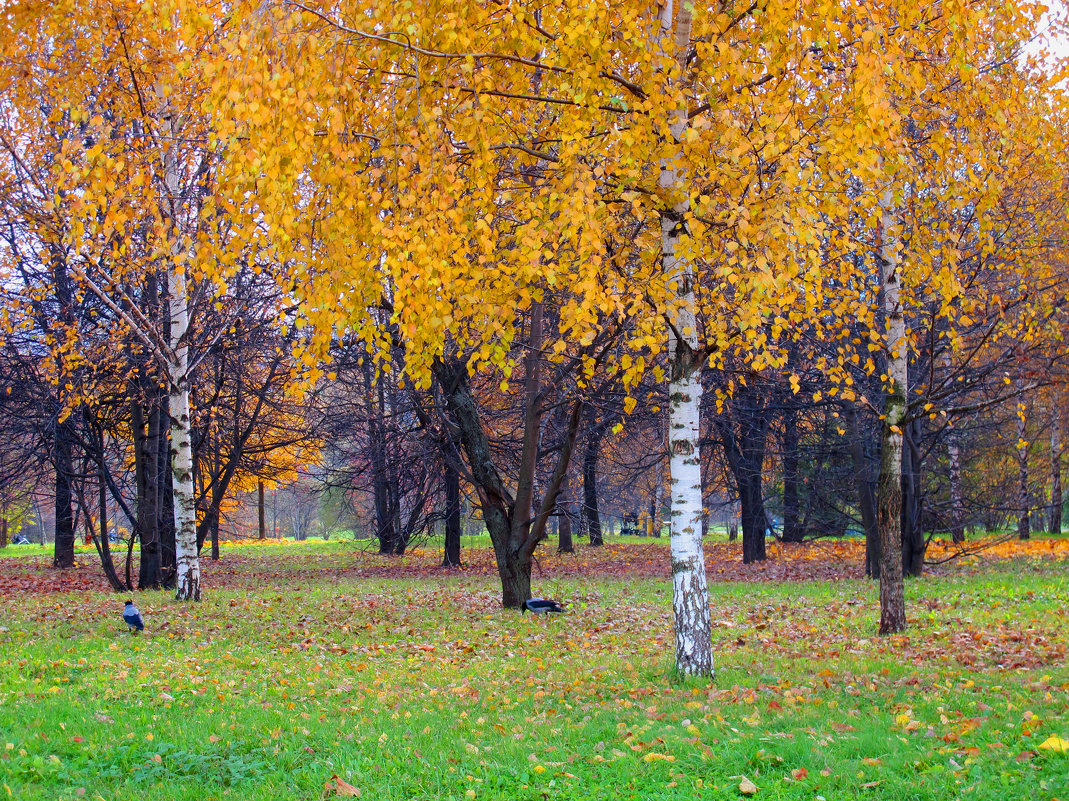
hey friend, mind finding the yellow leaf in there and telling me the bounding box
[642,752,675,763]
[1038,736,1069,753]
[739,776,759,795]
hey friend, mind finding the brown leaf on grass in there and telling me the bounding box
[323,775,361,797]
[739,777,759,795]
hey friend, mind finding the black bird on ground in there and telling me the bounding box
[123,601,145,632]
[523,597,565,615]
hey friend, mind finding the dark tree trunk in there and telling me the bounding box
[739,472,767,563]
[53,416,76,569]
[366,365,400,555]
[901,419,925,577]
[442,461,462,567]
[557,476,574,554]
[89,425,126,592]
[210,517,220,561]
[0,518,7,548]
[158,389,176,584]
[135,394,161,589]
[389,477,407,555]
[258,481,267,540]
[433,325,580,609]
[1050,421,1062,534]
[583,429,604,547]
[717,383,770,564]
[781,406,803,543]
[845,405,880,578]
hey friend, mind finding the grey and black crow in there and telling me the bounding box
[123,600,145,632]
[522,597,565,615]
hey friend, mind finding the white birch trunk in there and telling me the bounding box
[658,0,712,677]
[163,114,200,601]
[877,187,907,634]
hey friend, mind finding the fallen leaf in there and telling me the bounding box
[739,777,759,795]
[642,752,675,763]
[791,768,808,781]
[323,775,361,797]
[1038,736,1069,753]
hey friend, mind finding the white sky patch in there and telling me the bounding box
[1028,1,1069,85]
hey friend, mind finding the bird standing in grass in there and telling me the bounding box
[123,600,144,633]
[523,597,565,615]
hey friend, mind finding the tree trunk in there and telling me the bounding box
[781,406,803,543]
[132,391,159,588]
[90,426,126,592]
[158,390,177,582]
[367,363,399,555]
[557,475,574,554]
[845,405,880,577]
[210,517,220,561]
[947,421,965,544]
[718,385,770,564]
[739,468,767,563]
[877,188,907,635]
[658,0,712,679]
[1050,411,1062,534]
[258,481,267,540]
[442,461,462,567]
[583,430,603,546]
[433,319,580,608]
[1017,398,1030,540]
[53,415,76,569]
[901,418,925,577]
[164,117,200,602]
[649,484,662,537]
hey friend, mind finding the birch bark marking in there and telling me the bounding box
[876,188,906,634]
[162,112,200,601]
[658,0,712,677]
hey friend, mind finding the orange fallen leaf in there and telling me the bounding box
[323,775,361,797]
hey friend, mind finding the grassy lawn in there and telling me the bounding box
[1,540,1067,800]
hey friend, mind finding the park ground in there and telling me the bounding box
[0,537,1067,800]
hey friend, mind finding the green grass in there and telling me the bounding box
[1,545,1067,800]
